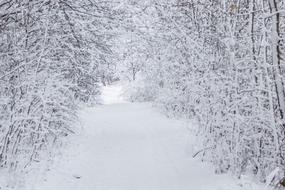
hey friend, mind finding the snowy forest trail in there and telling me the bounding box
[35,85,258,190]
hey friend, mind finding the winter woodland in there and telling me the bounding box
[0,0,285,189]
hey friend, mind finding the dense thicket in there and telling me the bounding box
[0,0,115,176]
[1,0,285,186]
[117,0,285,183]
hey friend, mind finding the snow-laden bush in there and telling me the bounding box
[123,75,160,102]
[0,0,115,185]
[116,0,285,184]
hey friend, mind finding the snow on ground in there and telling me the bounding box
[101,84,127,105]
[30,84,267,190]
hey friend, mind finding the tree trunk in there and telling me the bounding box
[269,0,285,121]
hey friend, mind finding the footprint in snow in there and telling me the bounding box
[73,175,82,179]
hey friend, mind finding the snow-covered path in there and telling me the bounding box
[35,85,262,190]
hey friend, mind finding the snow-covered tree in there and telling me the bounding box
[119,0,285,183]
[0,0,117,180]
